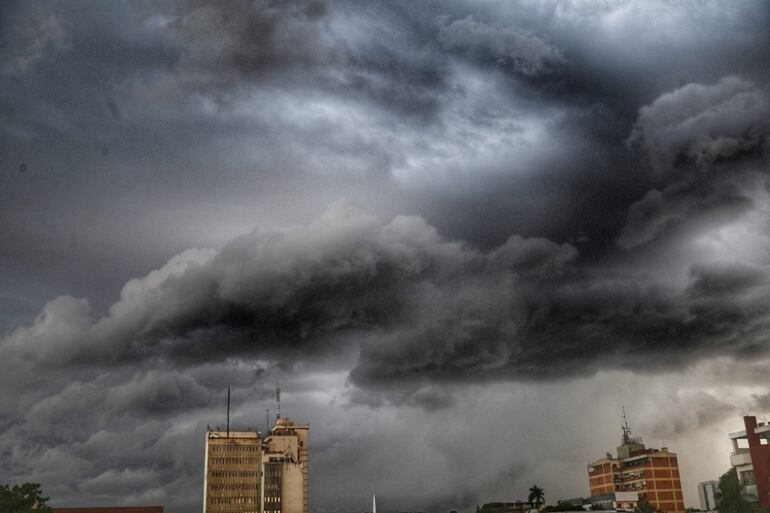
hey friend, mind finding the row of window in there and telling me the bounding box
[207,509,259,513]
[207,511,259,513]
[208,484,259,491]
[210,445,260,452]
[208,497,257,504]
[618,481,646,490]
[209,471,259,478]
[209,458,260,464]
[206,508,259,513]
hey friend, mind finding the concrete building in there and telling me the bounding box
[696,480,718,512]
[588,416,684,513]
[477,500,536,513]
[562,491,638,511]
[728,415,770,507]
[203,418,309,513]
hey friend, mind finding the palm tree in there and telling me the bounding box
[528,485,545,509]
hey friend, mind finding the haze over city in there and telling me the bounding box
[2,1,770,513]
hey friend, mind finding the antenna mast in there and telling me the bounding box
[266,408,270,433]
[276,383,281,420]
[226,386,231,438]
[622,405,631,444]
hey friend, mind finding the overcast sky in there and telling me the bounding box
[2,1,770,512]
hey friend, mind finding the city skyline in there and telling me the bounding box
[2,1,770,512]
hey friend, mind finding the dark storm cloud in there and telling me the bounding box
[437,16,564,77]
[620,77,770,249]
[173,0,333,89]
[5,199,770,390]
[3,1,770,512]
[626,77,770,176]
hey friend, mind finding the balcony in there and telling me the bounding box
[731,451,753,467]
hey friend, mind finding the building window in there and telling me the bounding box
[741,470,756,485]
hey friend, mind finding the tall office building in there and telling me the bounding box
[203,402,309,513]
[588,415,684,513]
[204,430,263,513]
[728,415,770,507]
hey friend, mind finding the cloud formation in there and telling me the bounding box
[2,1,770,512]
[438,16,564,76]
[627,77,770,175]
[620,78,770,249]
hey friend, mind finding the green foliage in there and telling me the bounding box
[633,500,664,513]
[528,485,545,507]
[715,467,753,513]
[0,483,53,513]
[589,504,603,511]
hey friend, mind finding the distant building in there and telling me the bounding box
[203,416,309,513]
[562,491,638,511]
[697,480,718,512]
[478,500,535,513]
[588,413,684,513]
[728,416,770,507]
[53,508,163,513]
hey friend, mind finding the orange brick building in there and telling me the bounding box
[588,418,684,513]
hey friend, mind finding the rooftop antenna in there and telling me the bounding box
[373,493,377,513]
[276,383,281,420]
[226,386,231,438]
[266,408,270,433]
[622,405,631,444]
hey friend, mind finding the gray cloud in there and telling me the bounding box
[3,1,770,512]
[620,77,770,249]
[5,201,770,396]
[626,77,770,176]
[438,16,564,76]
[173,0,333,92]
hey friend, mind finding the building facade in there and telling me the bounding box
[588,421,684,513]
[729,416,770,507]
[203,418,309,513]
[697,480,718,512]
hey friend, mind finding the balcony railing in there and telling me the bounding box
[730,451,753,467]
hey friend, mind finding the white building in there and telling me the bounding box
[697,481,718,512]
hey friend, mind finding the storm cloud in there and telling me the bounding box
[2,1,770,512]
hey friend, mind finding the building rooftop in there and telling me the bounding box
[729,421,770,440]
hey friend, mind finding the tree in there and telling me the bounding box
[633,501,664,513]
[715,467,753,513]
[528,485,545,508]
[0,483,53,513]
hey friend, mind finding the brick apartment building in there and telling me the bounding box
[588,418,684,513]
